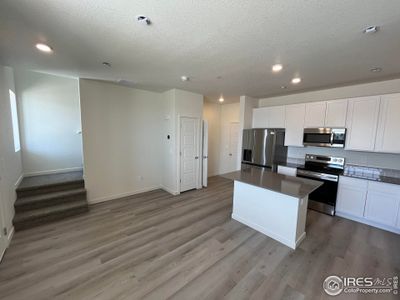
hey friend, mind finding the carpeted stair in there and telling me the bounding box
[13,171,89,230]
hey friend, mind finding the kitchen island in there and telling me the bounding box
[222,165,322,249]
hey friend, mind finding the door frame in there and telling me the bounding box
[177,115,202,193]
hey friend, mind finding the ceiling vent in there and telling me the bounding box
[136,15,151,25]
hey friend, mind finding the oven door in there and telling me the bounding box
[296,169,339,216]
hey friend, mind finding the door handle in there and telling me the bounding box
[203,156,208,159]
[195,156,199,159]
[229,153,232,156]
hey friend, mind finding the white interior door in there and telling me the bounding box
[228,122,240,172]
[202,120,208,187]
[180,117,199,192]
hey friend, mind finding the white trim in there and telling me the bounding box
[1,226,15,262]
[24,167,83,177]
[14,174,24,187]
[160,185,179,195]
[232,213,297,249]
[6,226,14,247]
[88,186,160,204]
[336,211,400,234]
[0,247,5,263]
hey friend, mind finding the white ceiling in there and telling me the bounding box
[1,0,400,100]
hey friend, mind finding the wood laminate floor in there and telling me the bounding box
[0,176,399,299]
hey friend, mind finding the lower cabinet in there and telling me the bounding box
[336,176,400,233]
[336,177,367,218]
[364,182,400,227]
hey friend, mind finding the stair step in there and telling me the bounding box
[15,188,87,212]
[16,180,84,198]
[13,200,89,231]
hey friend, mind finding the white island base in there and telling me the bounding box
[232,181,309,249]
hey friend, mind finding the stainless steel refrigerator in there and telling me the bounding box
[242,128,287,169]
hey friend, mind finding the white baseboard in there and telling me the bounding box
[1,226,15,262]
[14,174,24,187]
[6,226,14,247]
[24,167,83,177]
[160,185,179,195]
[88,186,161,204]
[336,211,400,234]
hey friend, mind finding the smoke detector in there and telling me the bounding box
[363,26,379,34]
[181,76,190,82]
[136,15,151,25]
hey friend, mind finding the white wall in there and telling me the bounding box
[15,70,83,175]
[203,102,241,176]
[0,66,23,245]
[203,102,221,176]
[259,78,400,107]
[257,79,400,170]
[79,79,164,203]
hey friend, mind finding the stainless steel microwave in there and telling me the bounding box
[303,128,346,148]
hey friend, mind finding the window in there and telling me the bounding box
[9,90,21,152]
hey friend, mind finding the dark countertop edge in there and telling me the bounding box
[341,174,400,186]
[278,162,304,169]
[221,168,323,199]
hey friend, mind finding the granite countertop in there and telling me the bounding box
[342,164,400,185]
[221,165,322,199]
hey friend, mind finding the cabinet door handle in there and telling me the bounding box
[195,156,199,159]
[229,153,232,156]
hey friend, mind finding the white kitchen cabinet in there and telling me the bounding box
[375,93,400,153]
[336,176,368,218]
[345,96,380,151]
[325,99,348,127]
[364,181,400,227]
[252,107,269,128]
[268,106,285,128]
[304,101,326,128]
[284,104,305,147]
[252,106,285,128]
[277,165,297,177]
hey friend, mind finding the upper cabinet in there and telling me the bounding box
[325,99,348,127]
[252,107,269,128]
[268,106,285,128]
[345,96,380,151]
[304,100,348,128]
[304,101,326,127]
[252,106,285,128]
[284,104,305,147]
[375,93,400,153]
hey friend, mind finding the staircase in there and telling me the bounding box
[13,171,89,231]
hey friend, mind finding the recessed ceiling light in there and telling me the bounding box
[370,67,382,73]
[35,43,53,53]
[102,62,111,67]
[281,86,287,89]
[219,96,224,103]
[291,77,301,84]
[181,76,189,82]
[136,15,151,25]
[363,26,379,34]
[272,64,283,72]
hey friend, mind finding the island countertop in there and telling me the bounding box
[221,165,322,199]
